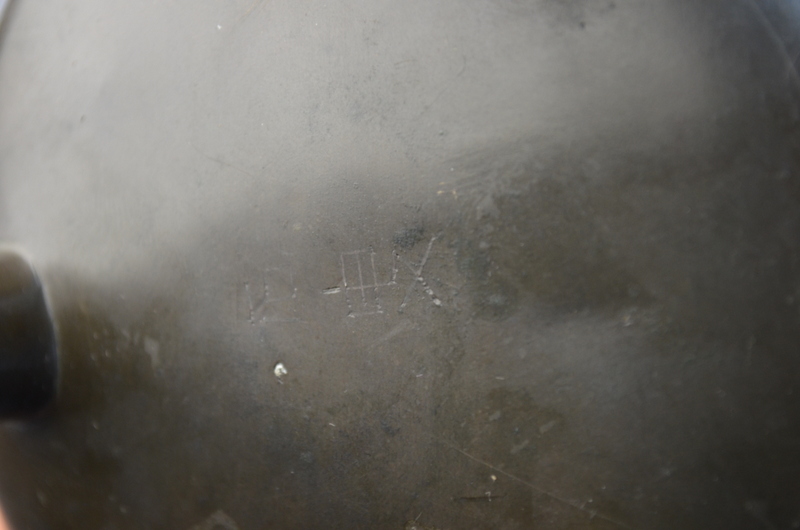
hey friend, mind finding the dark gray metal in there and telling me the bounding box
[0,0,799,529]
[0,250,56,418]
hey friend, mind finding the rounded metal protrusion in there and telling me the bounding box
[0,249,57,419]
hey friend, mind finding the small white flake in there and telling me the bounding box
[273,362,288,381]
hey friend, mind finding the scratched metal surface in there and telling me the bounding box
[0,0,799,529]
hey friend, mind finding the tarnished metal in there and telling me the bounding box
[0,249,56,418]
[0,0,799,529]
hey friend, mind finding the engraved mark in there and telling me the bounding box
[189,510,240,530]
[325,249,397,317]
[239,268,300,324]
[398,236,442,312]
[324,238,443,316]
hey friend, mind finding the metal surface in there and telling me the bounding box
[1,0,800,528]
[0,249,57,418]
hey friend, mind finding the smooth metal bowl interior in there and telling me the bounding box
[1,1,800,528]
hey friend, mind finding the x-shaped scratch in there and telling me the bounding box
[398,236,442,312]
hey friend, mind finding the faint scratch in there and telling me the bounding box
[190,142,256,178]
[745,0,800,88]
[189,510,240,530]
[234,0,266,26]
[421,54,468,115]
[434,437,638,530]
[372,319,415,346]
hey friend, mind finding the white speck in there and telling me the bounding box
[495,376,505,380]
[217,24,222,30]
[143,337,160,368]
[273,362,288,381]
[328,422,336,427]
[490,475,497,482]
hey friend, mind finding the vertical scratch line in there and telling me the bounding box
[370,251,380,288]
[356,253,366,304]
[340,253,352,316]
[390,251,399,284]
[370,251,383,312]
[244,282,254,324]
